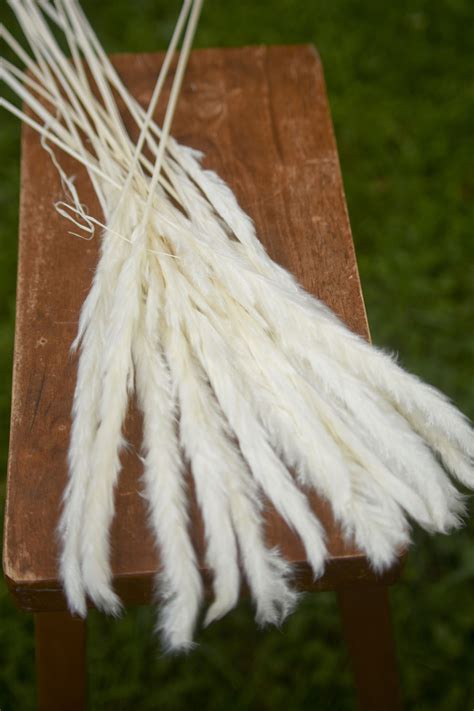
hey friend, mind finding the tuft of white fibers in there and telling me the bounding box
[164,318,242,627]
[3,0,473,654]
[59,204,132,617]
[161,262,300,626]
[79,222,146,615]
[134,273,203,652]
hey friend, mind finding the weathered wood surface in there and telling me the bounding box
[3,46,403,612]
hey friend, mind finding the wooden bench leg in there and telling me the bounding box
[337,584,402,711]
[35,611,87,711]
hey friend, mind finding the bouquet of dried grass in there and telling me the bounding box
[2,0,473,652]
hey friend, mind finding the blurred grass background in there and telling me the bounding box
[1,0,473,709]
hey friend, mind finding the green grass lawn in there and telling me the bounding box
[1,1,473,709]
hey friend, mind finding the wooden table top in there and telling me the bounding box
[3,46,402,612]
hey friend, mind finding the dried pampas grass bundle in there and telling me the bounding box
[2,0,473,652]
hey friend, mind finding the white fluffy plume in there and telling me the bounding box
[2,0,473,653]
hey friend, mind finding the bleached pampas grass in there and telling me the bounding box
[1,0,473,652]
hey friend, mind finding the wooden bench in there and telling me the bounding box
[3,46,403,711]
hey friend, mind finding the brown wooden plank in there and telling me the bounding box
[3,45,403,612]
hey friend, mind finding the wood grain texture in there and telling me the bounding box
[3,46,403,612]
